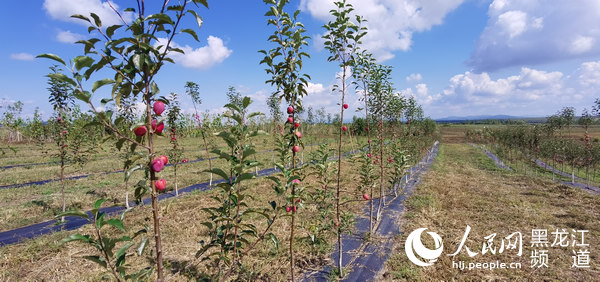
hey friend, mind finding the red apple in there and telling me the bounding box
[363,193,370,200]
[286,206,292,213]
[292,145,300,153]
[294,122,300,128]
[292,179,301,184]
[287,106,294,114]
[151,120,164,134]
[153,101,165,116]
[134,126,147,137]
[322,185,326,189]
[293,206,298,212]
[287,117,294,124]
[343,103,348,109]
[335,221,340,227]
[155,179,166,191]
[182,158,188,163]
[159,155,168,165]
[342,126,348,132]
[295,131,302,138]
[57,117,62,123]
[152,158,164,172]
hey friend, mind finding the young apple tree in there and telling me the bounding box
[322,0,366,276]
[260,0,311,279]
[38,1,209,279]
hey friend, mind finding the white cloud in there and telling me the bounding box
[43,0,132,26]
[56,30,84,43]
[570,36,594,54]
[577,61,600,88]
[406,73,423,83]
[422,61,600,118]
[301,0,464,61]
[156,36,232,70]
[0,98,18,108]
[497,10,527,39]
[415,83,428,96]
[9,53,34,61]
[468,0,600,72]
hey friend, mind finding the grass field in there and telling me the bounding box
[0,126,430,280]
[382,138,600,280]
[0,132,358,231]
[2,124,597,280]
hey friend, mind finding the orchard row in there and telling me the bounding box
[22,0,438,280]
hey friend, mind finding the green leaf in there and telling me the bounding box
[92,78,115,93]
[192,0,209,8]
[83,256,107,268]
[242,96,251,108]
[180,29,199,41]
[132,53,143,70]
[115,241,134,266]
[204,168,230,181]
[73,56,94,71]
[115,138,126,151]
[90,13,102,27]
[94,198,106,210]
[84,121,103,129]
[269,233,279,251]
[71,14,91,23]
[137,237,149,256]
[55,210,90,220]
[200,222,213,230]
[238,173,255,182]
[150,81,159,95]
[74,90,92,103]
[125,164,143,181]
[146,13,174,24]
[47,73,77,87]
[106,25,122,38]
[106,218,126,232]
[188,10,203,29]
[61,233,92,244]
[96,212,106,229]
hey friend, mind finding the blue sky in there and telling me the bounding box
[2,0,600,120]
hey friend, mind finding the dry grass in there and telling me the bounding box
[382,143,600,281]
[0,134,343,230]
[0,158,369,281]
[0,128,408,280]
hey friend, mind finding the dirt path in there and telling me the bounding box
[382,143,600,281]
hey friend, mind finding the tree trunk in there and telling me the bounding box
[571,163,575,184]
[146,100,164,281]
[175,165,178,196]
[60,161,66,223]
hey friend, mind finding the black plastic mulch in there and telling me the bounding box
[0,144,325,190]
[302,141,440,281]
[0,143,358,247]
[468,143,513,171]
[474,144,600,194]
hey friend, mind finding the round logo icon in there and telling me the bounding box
[405,228,444,266]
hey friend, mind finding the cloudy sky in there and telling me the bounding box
[2,0,600,119]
